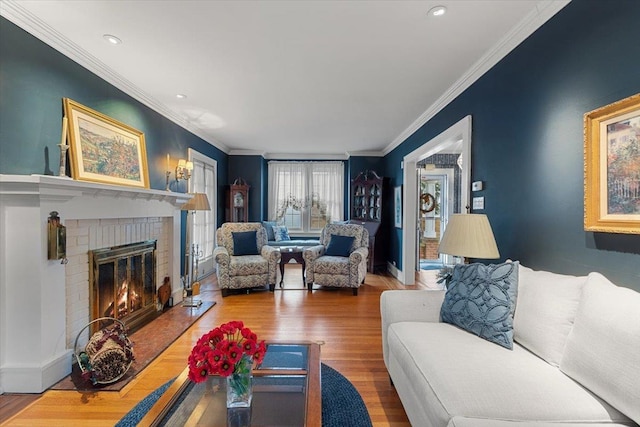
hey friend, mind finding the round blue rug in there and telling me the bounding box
[116,363,371,427]
[321,363,372,427]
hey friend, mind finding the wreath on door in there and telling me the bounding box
[420,193,436,214]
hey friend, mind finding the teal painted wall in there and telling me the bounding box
[383,0,640,290]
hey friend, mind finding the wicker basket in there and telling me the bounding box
[74,317,134,385]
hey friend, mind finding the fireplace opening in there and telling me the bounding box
[89,240,158,334]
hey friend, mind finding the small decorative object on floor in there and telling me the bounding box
[74,317,134,386]
[187,320,266,408]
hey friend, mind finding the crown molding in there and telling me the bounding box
[263,152,350,160]
[227,149,385,159]
[227,149,267,157]
[346,150,385,157]
[382,0,571,155]
[0,0,229,154]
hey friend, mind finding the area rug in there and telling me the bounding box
[116,363,372,427]
[420,260,444,271]
[50,301,216,392]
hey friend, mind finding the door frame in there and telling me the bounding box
[400,115,472,284]
[417,169,454,266]
[188,148,217,279]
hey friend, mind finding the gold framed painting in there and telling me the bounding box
[63,98,150,189]
[584,93,640,234]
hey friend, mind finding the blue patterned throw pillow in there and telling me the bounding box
[262,221,277,241]
[273,225,291,242]
[232,230,259,256]
[440,261,519,349]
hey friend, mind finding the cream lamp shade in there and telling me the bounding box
[181,193,211,211]
[438,213,499,259]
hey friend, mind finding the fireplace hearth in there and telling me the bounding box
[89,240,158,334]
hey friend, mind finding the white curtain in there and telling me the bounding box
[268,161,343,230]
[310,162,343,224]
[190,156,216,277]
[268,162,307,221]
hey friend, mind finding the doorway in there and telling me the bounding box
[417,169,448,271]
[188,148,217,280]
[401,115,472,285]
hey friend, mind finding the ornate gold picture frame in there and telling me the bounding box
[63,98,150,189]
[584,93,640,234]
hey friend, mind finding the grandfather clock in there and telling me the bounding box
[226,178,250,222]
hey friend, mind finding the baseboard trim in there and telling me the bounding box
[387,262,404,283]
[1,349,72,393]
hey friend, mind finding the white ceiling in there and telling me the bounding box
[1,0,569,158]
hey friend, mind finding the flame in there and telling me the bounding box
[104,280,141,318]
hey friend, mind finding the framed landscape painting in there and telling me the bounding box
[63,98,150,189]
[584,93,640,234]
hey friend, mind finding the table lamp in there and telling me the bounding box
[437,213,499,284]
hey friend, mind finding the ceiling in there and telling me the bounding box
[2,1,568,158]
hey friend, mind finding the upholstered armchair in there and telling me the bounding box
[303,223,369,295]
[214,222,281,297]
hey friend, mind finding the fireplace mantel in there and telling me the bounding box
[0,174,189,393]
[0,174,191,208]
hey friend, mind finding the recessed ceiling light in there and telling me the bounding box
[103,34,122,45]
[176,94,187,99]
[428,6,447,17]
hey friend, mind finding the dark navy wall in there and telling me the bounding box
[383,0,640,290]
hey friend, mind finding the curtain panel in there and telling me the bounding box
[191,158,216,264]
[268,161,344,231]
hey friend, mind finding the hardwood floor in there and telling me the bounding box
[1,266,442,426]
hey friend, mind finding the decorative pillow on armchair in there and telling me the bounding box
[440,261,519,349]
[273,225,291,242]
[325,234,355,257]
[232,230,259,256]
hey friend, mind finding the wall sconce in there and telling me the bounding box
[165,155,194,191]
[176,159,194,181]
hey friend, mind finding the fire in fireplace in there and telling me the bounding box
[89,240,158,334]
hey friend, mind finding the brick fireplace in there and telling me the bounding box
[89,240,158,335]
[65,219,169,349]
[0,175,190,393]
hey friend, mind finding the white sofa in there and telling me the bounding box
[381,263,640,427]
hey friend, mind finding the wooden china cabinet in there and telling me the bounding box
[349,170,387,273]
[226,178,250,222]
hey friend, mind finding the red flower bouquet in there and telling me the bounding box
[187,320,266,383]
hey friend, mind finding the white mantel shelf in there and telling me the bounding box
[0,174,187,393]
[0,174,192,206]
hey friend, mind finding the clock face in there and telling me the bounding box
[233,192,244,207]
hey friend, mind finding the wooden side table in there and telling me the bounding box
[278,247,305,287]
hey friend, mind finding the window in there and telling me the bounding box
[189,149,217,278]
[268,161,344,233]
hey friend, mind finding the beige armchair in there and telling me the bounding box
[214,222,281,297]
[303,223,369,295]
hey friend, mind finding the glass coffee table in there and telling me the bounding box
[139,342,321,427]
